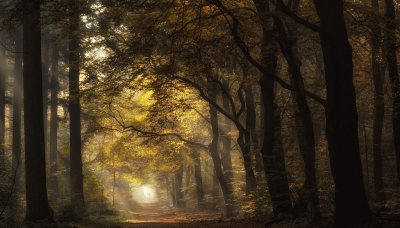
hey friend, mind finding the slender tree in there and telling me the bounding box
[273,11,321,220]
[383,0,400,186]
[10,27,22,214]
[42,40,50,153]
[371,0,386,204]
[253,0,293,216]
[50,46,59,195]
[0,30,5,158]
[192,150,206,210]
[207,80,236,217]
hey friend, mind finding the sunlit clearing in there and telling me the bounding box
[131,185,157,203]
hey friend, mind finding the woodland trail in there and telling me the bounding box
[82,200,271,227]
[120,201,223,223]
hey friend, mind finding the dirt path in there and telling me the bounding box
[120,201,223,223]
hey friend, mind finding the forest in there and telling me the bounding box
[1,0,400,227]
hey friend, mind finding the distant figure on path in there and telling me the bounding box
[147,193,150,198]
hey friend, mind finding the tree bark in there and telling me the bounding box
[10,27,22,214]
[313,0,372,226]
[69,0,85,219]
[174,165,184,208]
[0,30,5,157]
[22,0,53,222]
[208,81,236,217]
[371,0,386,204]
[244,83,263,179]
[50,46,59,195]
[383,0,400,187]
[42,40,50,154]
[193,150,206,210]
[274,6,321,220]
[221,80,233,184]
[170,176,176,207]
[254,0,293,216]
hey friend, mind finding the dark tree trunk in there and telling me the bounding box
[221,81,233,184]
[383,0,400,186]
[193,150,206,210]
[10,28,22,213]
[212,168,221,211]
[208,81,236,217]
[69,1,85,218]
[371,0,386,204]
[313,0,372,226]
[254,0,293,216]
[0,32,5,157]
[22,0,53,222]
[170,176,176,207]
[174,166,184,208]
[209,86,221,210]
[274,10,321,220]
[50,46,59,195]
[244,83,263,180]
[42,40,50,153]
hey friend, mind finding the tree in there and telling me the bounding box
[274,3,321,220]
[22,0,53,222]
[50,45,59,196]
[310,0,372,226]
[383,0,400,186]
[370,0,386,204]
[253,0,293,216]
[0,26,5,158]
[69,0,85,219]
[10,27,22,213]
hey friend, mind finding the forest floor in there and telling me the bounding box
[4,200,400,227]
[69,201,400,228]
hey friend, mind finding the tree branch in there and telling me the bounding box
[207,0,326,107]
[276,0,321,33]
[122,125,209,152]
[171,74,249,134]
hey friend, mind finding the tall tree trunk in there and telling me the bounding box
[193,150,206,210]
[313,0,372,226]
[371,0,386,204]
[0,30,5,157]
[209,85,221,210]
[174,166,184,208]
[22,0,53,222]
[69,0,85,218]
[254,0,293,216]
[244,83,262,179]
[212,168,221,211]
[170,176,176,207]
[10,28,22,214]
[221,81,233,184]
[274,13,321,221]
[42,40,50,154]
[383,0,400,186]
[208,81,236,217]
[50,46,59,195]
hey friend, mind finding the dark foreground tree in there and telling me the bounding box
[310,0,372,226]
[69,0,85,219]
[23,0,53,222]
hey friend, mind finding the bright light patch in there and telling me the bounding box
[131,185,157,203]
[141,185,155,199]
